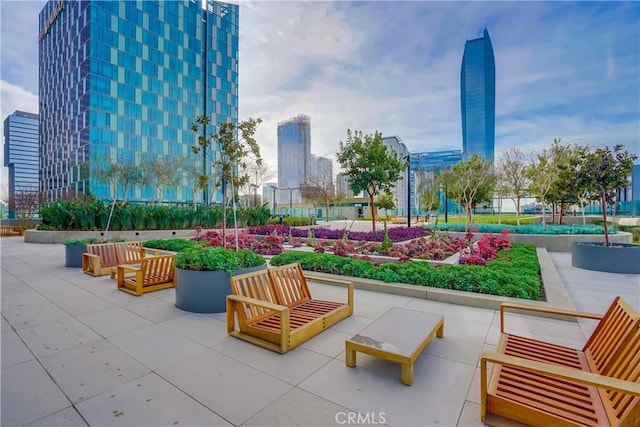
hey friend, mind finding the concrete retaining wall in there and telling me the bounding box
[25,229,196,244]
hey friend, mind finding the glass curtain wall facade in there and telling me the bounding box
[277,114,310,204]
[410,150,463,216]
[38,0,238,203]
[3,111,40,218]
[460,28,495,164]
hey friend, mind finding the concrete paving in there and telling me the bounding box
[1,234,638,427]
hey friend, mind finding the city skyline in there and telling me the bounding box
[1,1,639,193]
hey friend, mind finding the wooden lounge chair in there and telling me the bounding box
[227,262,353,353]
[117,254,175,296]
[82,241,145,277]
[481,296,640,427]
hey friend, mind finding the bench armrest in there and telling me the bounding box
[499,303,602,333]
[227,294,289,312]
[226,295,291,352]
[304,274,354,314]
[480,351,640,396]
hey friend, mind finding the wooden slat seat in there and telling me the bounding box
[82,241,146,277]
[481,296,640,427]
[227,262,353,353]
[117,255,175,296]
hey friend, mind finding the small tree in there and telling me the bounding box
[577,145,637,245]
[240,159,275,206]
[446,154,495,228]
[336,129,407,232]
[95,160,143,240]
[526,148,557,227]
[415,168,440,222]
[191,116,263,240]
[547,139,589,224]
[299,166,335,222]
[375,191,395,219]
[141,155,183,204]
[4,187,44,227]
[496,147,530,225]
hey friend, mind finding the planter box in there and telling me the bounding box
[65,244,87,268]
[571,242,640,274]
[175,264,267,313]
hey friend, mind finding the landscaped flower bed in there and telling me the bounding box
[247,225,429,242]
[271,242,541,300]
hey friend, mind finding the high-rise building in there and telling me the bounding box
[461,28,495,163]
[277,114,310,203]
[3,111,40,218]
[38,0,238,203]
[382,136,409,215]
[409,150,463,215]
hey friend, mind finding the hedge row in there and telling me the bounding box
[434,223,614,235]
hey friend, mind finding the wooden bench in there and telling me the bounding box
[227,262,353,353]
[481,296,640,427]
[81,241,146,277]
[345,307,444,385]
[117,254,175,296]
[0,225,24,237]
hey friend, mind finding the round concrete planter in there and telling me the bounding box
[65,244,87,268]
[175,264,267,313]
[571,242,640,274]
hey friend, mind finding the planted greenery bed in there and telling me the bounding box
[270,242,541,300]
[39,200,271,230]
[143,238,200,252]
[434,223,615,235]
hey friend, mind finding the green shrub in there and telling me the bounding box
[270,242,541,300]
[143,238,200,252]
[39,200,271,230]
[175,246,265,274]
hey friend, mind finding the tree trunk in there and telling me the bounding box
[369,192,376,232]
[541,196,546,227]
[601,190,609,246]
[515,197,521,226]
[466,203,473,230]
[221,178,227,241]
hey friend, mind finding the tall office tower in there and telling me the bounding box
[3,111,40,218]
[382,136,409,215]
[460,28,495,163]
[277,114,311,203]
[38,0,238,203]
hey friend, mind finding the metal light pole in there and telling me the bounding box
[406,154,411,228]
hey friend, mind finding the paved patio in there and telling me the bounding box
[1,235,638,427]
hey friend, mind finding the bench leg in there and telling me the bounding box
[401,363,414,386]
[436,321,444,338]
[346,346,357,368]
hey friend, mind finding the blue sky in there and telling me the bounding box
[1,0,639,189]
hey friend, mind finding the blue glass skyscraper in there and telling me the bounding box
[460,28,495,163]
[3,111,40,218]
[277,114,311,203]
[38,0,238,203]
